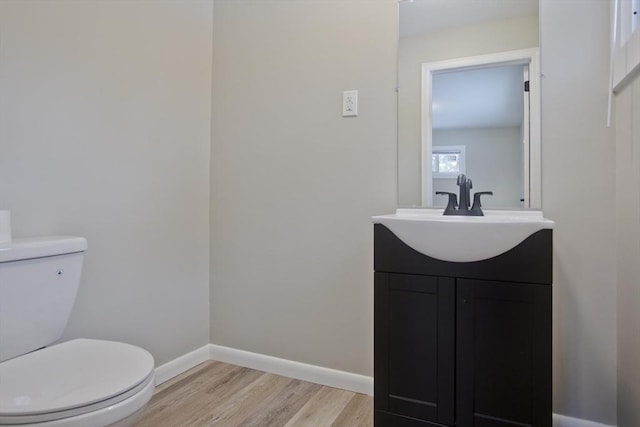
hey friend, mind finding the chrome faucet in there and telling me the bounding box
[436,174,493,216]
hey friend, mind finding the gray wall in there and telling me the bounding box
[0,0,212,365]
[433,127,524,208]
[614,28,640,427]
[0,2,627,425]
[399,15,538,206]
[540,1,617,424]
[210,0,397,375]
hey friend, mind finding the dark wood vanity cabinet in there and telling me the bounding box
[374,224,552,427]
[374,272,456,426]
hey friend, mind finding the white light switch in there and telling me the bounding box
[342,90,358,117]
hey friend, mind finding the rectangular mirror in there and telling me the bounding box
[398,0,540,209]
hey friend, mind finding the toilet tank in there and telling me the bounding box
[0,236,87,362]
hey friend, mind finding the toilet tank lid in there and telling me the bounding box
[0,236,87,263]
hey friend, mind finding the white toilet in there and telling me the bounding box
[0,236,155,427]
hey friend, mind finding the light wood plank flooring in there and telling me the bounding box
[136,361,373,427]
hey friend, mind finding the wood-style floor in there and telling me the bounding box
[136,361,373,427]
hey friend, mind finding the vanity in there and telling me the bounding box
[390,0,547,423]
[372,209,554,427]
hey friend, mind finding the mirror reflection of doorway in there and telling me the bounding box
[430,64,528,209]
[420,49,540,208]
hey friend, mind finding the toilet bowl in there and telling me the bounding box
[0,237,156,426]
[0,339,155,427]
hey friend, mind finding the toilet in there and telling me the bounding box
[0,236,155,427]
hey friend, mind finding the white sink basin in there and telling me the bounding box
[372,208,555,262]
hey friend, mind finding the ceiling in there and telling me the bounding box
[432,64,525,129]
[399,0,538,39]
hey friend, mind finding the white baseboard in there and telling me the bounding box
[154,344,210,385]
[208,344,374,395]
[553,414,616,427]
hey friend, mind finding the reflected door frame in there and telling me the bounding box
[421,48,541,208]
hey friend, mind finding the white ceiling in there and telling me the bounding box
[399,0,538,39]
[432,64,525,129]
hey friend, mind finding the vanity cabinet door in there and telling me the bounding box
[456,279,552,427]
[375,272,455,426]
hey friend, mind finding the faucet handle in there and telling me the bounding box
[470,191,493,216]
[436,191,458,215]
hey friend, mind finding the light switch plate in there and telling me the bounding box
[342,90,358,117]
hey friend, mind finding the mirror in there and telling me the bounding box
[398,0,540,209]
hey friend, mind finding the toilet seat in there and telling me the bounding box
[0,339,155,425]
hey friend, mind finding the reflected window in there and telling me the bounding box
[432,145,465,178]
